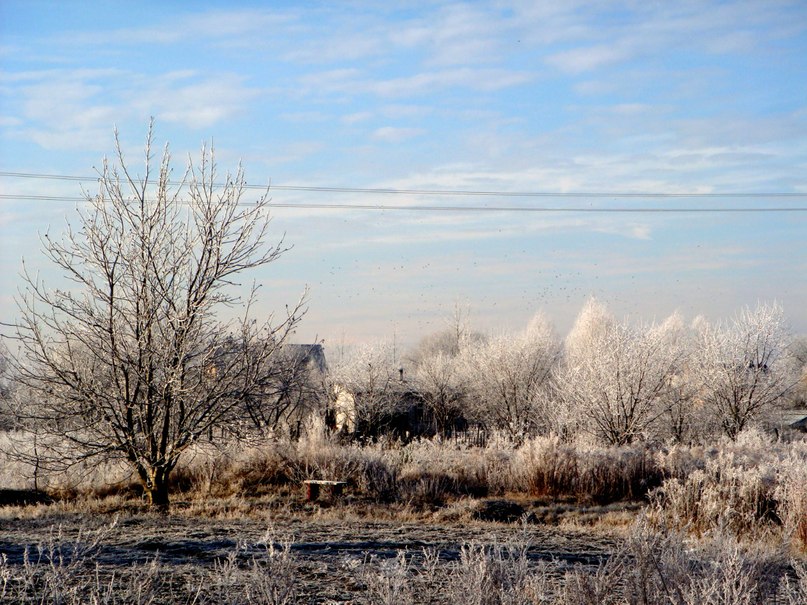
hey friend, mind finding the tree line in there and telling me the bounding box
[336,299,800,446]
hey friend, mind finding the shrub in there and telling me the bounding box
[509,435,579,497]
[652,430,803,541]
[774,443,807,552]
[509,435,662,504]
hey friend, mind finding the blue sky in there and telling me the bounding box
[1,1,806,346]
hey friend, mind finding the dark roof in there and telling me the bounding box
[781,409,807,430]
[790,416,807,430]
[284,344,327,373]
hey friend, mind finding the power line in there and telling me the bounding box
[2,193,807,213]
[1,170,806,198]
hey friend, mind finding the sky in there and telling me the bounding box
[1,1,806,349]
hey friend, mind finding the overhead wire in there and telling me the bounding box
[2,193,807,213]
[2,170,807,213]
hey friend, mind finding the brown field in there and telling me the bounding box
[0,494,804,604]
[0,498,623,604]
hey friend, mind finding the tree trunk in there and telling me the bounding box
[142,468,171,512]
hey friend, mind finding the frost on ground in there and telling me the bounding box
[0,511,805,604]
[0,512,614,603]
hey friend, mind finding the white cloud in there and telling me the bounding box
[134,73,258,130]
[341,111,373,125]
[57,9,299,48]
[280,111,330,123]
[296,68,362,93]
[4,68,259,150]
[282,32,382,64]
[0,116,22,127]
[389,3,506,66]
[372,126,425,143]
[546,44,630,73]
[261,141,324,166]
[369,68,532,97]
[297,66,532,99]
[380,104,433,119]
[594,222,653,241]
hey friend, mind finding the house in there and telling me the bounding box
[781,409,807,433]
[329,367,468,441]
[330,383,433,441]
[283,343,327,374]
[331,384,357,434]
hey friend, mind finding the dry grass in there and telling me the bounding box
[509,435,662,504]
[651,429,807,550]
[3,428,807,556]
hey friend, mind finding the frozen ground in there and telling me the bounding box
[0,508,619,603]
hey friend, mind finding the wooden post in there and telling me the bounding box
[305,481,320,501]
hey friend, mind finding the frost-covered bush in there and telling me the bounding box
[774,441,807,552]
[0,429,133,494]
[394,439,504,505]
[653,429,807,544]
[692,304,792,439]
[458,313,561,440]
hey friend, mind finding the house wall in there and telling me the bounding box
[332,386,356,433]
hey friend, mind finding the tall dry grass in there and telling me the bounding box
[0,525,300,605]
[3,424,807,556]
[652,429,807,549]
[359,515,797,604]
[508,435,661,503]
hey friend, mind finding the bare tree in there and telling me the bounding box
[406,302,483,364]
[0,343,12,430]
[6,123,304,509]
[694,303,792,439]
[460,312,560,440]
[412,351,466,435]
[560,300,688,446]
[240,343,327,438]
[328,341,401,435]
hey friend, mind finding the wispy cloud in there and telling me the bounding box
[298,67,532,98]
[372,126,425,143]
[3,68,259,149]
[389,3,508,66]
[370,68,533,96]
[54,8,300,48]
[547,44,630,73]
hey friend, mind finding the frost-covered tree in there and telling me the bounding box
[406,302,484,365]
[412,351,466,435]
[239,343,328,438]
[0,344,12,430]
[460,313,560,439]
[328,341,401,434]
[656,365,703,444]
[6,123,304,509]
[694,303,792,439]
[405,305,482,435]
[560,300,688,445]
[785,335,807,407]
